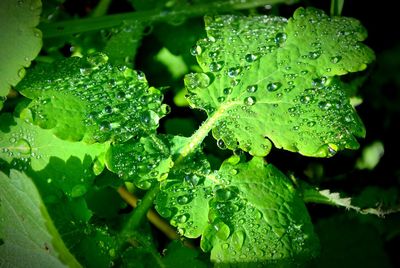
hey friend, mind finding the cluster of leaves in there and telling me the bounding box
[1,0,398,267]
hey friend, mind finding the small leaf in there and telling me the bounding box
[104,21,144,66]
[154,136,213,238]
[17,53,167,143]
[105,135,173,189]
[0,0,42,99]
[186,8,374,157]
[204,157,319,265]
[0,170,81,267]
[157,155,319,264]
[0,114,108,197]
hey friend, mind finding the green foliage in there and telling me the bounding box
[185,8,374,157]
[0,0,42,104]
[1,1,396,267]
[0,170,80,267]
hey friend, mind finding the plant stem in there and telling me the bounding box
[120,184,161,240]
[39,0,295,38]
[330,0,344,16]
[175,107,223,163]
[118,186,179,240]
[91,0,112,18]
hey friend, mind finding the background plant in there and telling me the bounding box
[0,0,399,267]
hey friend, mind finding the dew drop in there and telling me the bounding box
[307,121,316,127]
[245,53,258,62]
[177,195,190,205]
[217,96,226,103]
[217,139,227,149]
[244,96,256,106]
[209,61,224,72]
[227,67,242,78]
[246,85,258,93]
[99,121,111,131]
[185,73,211,89]
[299,95,311,104]
[318,101,332,110]
[330,55,342,64]
[14,139,32,155]
[190,45,202,56]
[274,32,287,46]
[223,87,232,95]
[266,82,282,92]
[308,50,322,59]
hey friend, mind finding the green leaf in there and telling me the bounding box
[105,135,173,189]
[162,241,208,268]
[0,0,42,99]
[185,8,375,157]
[157,156,318,265]
[0,114,108,197]
[154,139,212,238]
[204,156,319,266]
[0,170,81,268]
[106,135,210,191]
[17,53,168,143]
[104,21,144,66]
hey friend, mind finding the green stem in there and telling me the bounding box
[120,184,161,240]
[39,0,295,38]
[175,107,223,163]
[330,0,344,16]
[91,0,112,18]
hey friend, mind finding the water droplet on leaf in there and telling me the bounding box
[267,82,282,92]
[244,96,256,106]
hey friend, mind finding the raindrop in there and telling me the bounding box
[244,96,256,106]
[318,101,332,110]
[299,95,311,104]
[185,73,211,89]
[330,55,342,64]
[103,105,113,114]
[223,87,232,95]
[312,77,327,88]
[14,139,32,155]
[177,195,190,205]
[99,121,111,131]
[177,214,188,223]
[245,53,258,62]
[227,67,242,78]
[190,45,202,56]
[307,121,316,127]
[246,85,258,93]
[209,61,224,72]
[274,32,287,46]
[267,82,282,92]
[217,96,226,103]
[308,50,322,59]
[217,139,227,149]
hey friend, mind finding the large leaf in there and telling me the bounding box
[185,8,375,157]
[17,53,168,143]
[0,114,108,197]
[0,0,42,101]
[0,170,81,267]
[156,156,319,265]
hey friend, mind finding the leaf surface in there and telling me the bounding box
[17,54,168,143]
[185,8,375,157]
[0,170,81,267]
[156,156,319,265]
[0,0,42,100]
[0,114,108,197]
